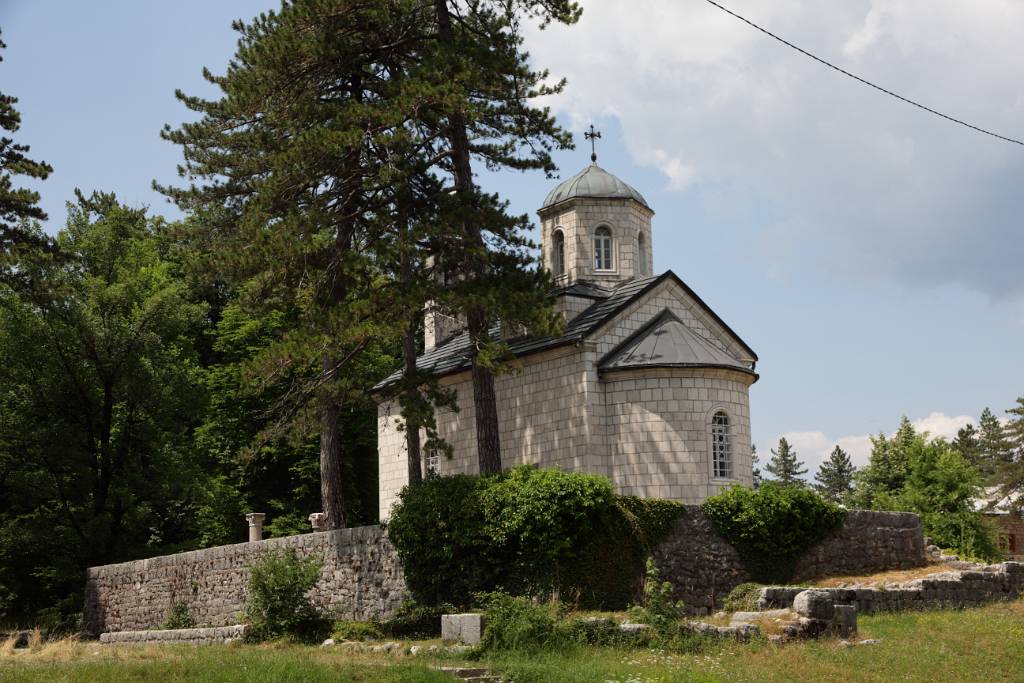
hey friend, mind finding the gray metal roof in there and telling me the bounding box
[541,163,650,210]
[599,309,756,376]
[373,271,758,391]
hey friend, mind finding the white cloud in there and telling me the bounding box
[762,411,972,480]
[526,0,1024,296]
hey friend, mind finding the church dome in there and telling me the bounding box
[541,163,650,210]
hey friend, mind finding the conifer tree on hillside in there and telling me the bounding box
[815,446,855,504]
[978,407,1013,478]
[0,32,54,285]
[765,437,807,486]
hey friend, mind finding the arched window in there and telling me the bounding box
[552,229,566,277]
[711,411,732,479]
[637,233,647,275]
[594,226,613,271]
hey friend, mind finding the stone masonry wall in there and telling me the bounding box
[83,525,407,637]
[652,508,926,615]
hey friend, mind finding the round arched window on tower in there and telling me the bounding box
[594,226,614,271]
[552,229,566,277]
[711,411,732,479]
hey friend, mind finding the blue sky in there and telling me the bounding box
[3,0,1022,474]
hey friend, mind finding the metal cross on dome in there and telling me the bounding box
[584,124,602,163]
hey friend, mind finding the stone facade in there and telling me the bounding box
[83,525,407,637]
[540,197,655,287]
[989,511,1024,561]
[651,508,927,615]
[378,277,757,519]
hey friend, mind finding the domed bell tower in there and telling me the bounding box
[538,128,654,288]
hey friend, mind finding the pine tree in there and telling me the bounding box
[992,396,1024,513]
[815,446,855,504]
[424,0,579,474]
[0,32,54,285]
[159,1,436,528]
[952,422,982,470]
[751,443,761,489]
[978,407,1013,478]
[765,437,807,486]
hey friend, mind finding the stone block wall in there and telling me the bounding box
[83,525,407,637]
[651,508,927,614]
[759,562,1024,613]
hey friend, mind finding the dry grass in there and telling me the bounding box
[810,563,954,588]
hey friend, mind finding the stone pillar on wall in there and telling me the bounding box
[245,513,265,543]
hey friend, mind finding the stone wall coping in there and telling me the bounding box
[99,625,248,644]
[87,524,387,578]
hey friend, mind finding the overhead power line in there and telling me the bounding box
[703,0,1024,147]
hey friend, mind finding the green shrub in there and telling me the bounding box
[702,483,846,584]
[243,550,328,642]
[477,592,564,652]
[161,601,196,630]
[385,466,685,608]
[627,558,684,631]
[331,620,384,642]
[381,600,455,639]
[722,583,764,613]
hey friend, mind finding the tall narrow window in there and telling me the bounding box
[594,226,613,271]
[552,229,565,277]
[638,233,647,275]
[711,411,732,479]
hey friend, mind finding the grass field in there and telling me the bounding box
[2,600,1023,682]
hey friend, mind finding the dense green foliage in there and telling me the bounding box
[627,558,685,630]
[243,550,328,643]
[385,467,684,608]
[160,601,196,630]
[853,423,999,560]
[722,582,765,613]
[702,483,846,583]
[0,194,207,627]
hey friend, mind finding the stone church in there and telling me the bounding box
[376,159,758,519]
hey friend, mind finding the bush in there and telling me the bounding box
[160,601,195,630]
[722,583,764,613]
[243,550,328,642]
[476,592,564,652]
[331,620,384,642]
[385,467,685,608]
[381,600,455,639]
[628,558,684,631]
[702,483,846,584]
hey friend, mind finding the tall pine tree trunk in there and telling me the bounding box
[319,357,348,529]
[402,320,423,485]
[433,0,503,474]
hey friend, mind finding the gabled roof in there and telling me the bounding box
[373,270,757,391]
[599,309,756,377]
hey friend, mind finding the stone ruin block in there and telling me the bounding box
[441,613,486,646]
